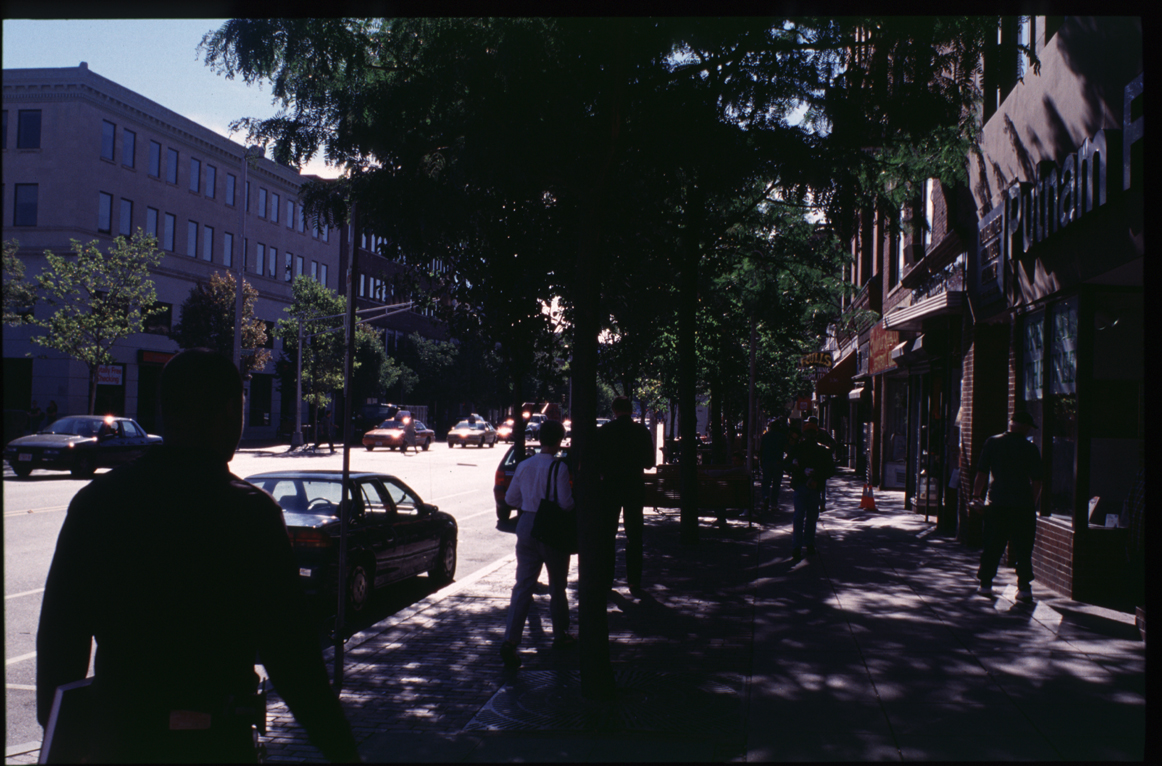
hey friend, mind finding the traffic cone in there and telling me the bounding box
[859,484,877,510]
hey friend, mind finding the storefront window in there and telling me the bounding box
[883,377,908,489]
[1047,297,1077,517]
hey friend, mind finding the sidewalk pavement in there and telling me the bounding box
[8,470,1145,763]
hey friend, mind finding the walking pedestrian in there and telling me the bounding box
[970,411,1043,602]
[804,417,836,511]
[45,400,59,426]
[500,420,575,668]
[28,400,44,434]
[759,418,788,513]
[36,349,359,763]
[594,396,656,591]
[315,409,335,453]
[786,425,834,563]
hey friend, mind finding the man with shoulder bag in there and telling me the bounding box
[499,420,576,668]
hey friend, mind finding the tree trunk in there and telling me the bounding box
[87,365,98,415]
[678,183,702,545]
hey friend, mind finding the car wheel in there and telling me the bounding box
[366,445,374,451]
[71,453,96,479]
[448,441,455,448]
[429,538,457,585]
[422,438,431,451]
[12,463,33,478]
[346,562,371,613]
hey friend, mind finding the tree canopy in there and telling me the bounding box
[169,271,271,378]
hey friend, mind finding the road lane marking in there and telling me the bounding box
[460,508,502,521]
[6,651,37,666]
[7,684,37,691]
[4,505,68,517]
[5,588,45,600]
[430,490,479,502]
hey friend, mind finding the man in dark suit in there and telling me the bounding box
[594,396,656,591]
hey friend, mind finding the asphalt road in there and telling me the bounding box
[3,438,516,754]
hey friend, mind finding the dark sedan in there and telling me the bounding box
[493,444,572,521]
[245,470,458,612]
[4,415,162,478]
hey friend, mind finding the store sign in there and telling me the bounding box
[868,323,900,376]
[799,352,832,370]
[97,365,124,386]
[981,73,1143,268]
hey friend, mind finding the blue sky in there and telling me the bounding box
[2,18,340,178]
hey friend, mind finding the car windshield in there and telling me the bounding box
[455,421,483,430]
[41,417,102,437]
[377,420,405,429]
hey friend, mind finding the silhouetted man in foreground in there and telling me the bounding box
[37,349,359,763]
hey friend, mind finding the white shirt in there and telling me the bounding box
[505,452,575,514]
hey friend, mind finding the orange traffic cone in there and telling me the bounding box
[859,484,877,510]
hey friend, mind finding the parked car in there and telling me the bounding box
[446,418,499,448]
[493,444,573,521]
[362,418,435,451]
[497,418,516,443]
[4,415,162,479]
[244,470,457,612]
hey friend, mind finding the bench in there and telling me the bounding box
[643,464,754,521]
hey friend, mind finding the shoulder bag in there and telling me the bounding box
[531,460,578,554]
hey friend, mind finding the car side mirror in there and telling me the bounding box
[420,503,438,515]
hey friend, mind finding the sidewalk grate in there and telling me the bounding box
[464,669,744,735]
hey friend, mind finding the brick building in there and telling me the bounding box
[817,17,1142,606]
[3,64,442,440]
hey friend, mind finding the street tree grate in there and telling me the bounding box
[463,669,744,735]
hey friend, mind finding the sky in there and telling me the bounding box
[1,18,341,178]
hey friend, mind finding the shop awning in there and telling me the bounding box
[882,291,965,332]
[891,334,930,366]
[815,350,856,396]
[848,385,866,401]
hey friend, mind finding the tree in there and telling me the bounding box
[202,16,1000,699]
[3,240,37,326]
[32,233,162,414]
[169,271,272,378]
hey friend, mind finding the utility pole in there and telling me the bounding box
[233,144,260,431]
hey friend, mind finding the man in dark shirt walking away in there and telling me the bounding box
[37,349,360,763]
[786,426,834,563]
[970,411,1043,602]
[594,396,656,591]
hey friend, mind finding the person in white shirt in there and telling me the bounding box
[500,420,575,667]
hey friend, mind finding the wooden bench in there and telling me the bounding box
[643,464,754,520]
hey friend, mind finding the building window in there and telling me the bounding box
[298,205,305,233]
[287,200,295,229]
[187,220,198,257]
[296,254,304,277]
[17,110,42,149]
[311,260,318,281]
[285,251,293,281]
[268,247,277,278]
[149,141,161,177]
[14,184,38,226]
[205,165,216,199]
[256,243,265,275]
[312,221,319,239]
[166,148,179,184]
[258,188,267,218]
[223,232,233,268]
[203,225,214,261]
[226,173,236,206]
[271,193,279,223]
[98,192,113,233]
[189,158,201,193]
[122,130,135,168]
[144,302,173,335]
[119,198,133,237]
[164,213,176,251]
[101,120,116,161]
[146,207,159,239]
[359,273,365,297]
[923,179,936,252]
[322,224,329,243]
[319,263,328,287]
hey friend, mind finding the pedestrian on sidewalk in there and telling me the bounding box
[28,400,44,434]
[500,419,576,667]
[787,425,834,563]
[315,408,335,453]
[804,417,837,511]
[970,411,1043,602]
[45,399,59,426]
[760,418,788,514]
[36,349,360,763]
[594,396,656,591]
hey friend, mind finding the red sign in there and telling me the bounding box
[97,364,124,386]
[869,323,900,376]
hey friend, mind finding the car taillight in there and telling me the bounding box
[292,529,333,548]
[495,468,508,487]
